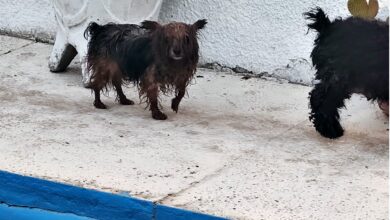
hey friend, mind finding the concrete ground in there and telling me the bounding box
[0,35,388,220]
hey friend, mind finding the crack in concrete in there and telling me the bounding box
[200,62,313,87]
[155,156,241,204]
[155,121,307,205]
[0,41,35,56]
[0,31,54,44]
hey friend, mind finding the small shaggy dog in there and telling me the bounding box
[304,8,389,139]
[84,19,207,120]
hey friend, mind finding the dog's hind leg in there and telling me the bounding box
[309,81,350,139]
[171,82,187,113]
[112,76,134,106]
[89,59,111,109]
[93,88,107,109]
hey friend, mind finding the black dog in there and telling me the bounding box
[304,8,389,139]
[84,19,207,120]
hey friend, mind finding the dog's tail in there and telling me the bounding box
[304,7,331,33]
[84,22,101,39]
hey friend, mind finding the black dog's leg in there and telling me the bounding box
[309,82,350,139]
[93,89,107,109]
[113,78,134,106]
[171,83,186,113]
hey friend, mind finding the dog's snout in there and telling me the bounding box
[170,46,183,60]
[173,48,181,56]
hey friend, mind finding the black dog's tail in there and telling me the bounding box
[84,22,101,39]
[304,7,331,33]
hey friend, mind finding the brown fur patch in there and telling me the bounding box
[88,58,122,91]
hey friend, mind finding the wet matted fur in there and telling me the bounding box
[304,8,389,139]
[84,19,207,120]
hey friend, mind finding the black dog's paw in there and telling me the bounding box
[94,101,107,109]
[152,111,168,120]
[316,122,344,139]
[120,98,135,106]
[313,114,344,139]
[171,98,180,113]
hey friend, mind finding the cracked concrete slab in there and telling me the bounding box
[0,35,32,55]
[165,116,388,219]
[0,36,388,220]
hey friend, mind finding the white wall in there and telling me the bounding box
[0,0,56,41]
[0,0,387,84]
[159,0,388,84]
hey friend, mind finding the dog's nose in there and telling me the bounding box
[173,48,181,56]
[170,47,183,60]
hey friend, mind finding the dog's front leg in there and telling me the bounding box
[171,82,187,113]
[147,84,167,120]
[309,81,350,139]
[143,66,167,120]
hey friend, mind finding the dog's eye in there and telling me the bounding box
[185,36,190,44]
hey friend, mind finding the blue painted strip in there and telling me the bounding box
[0,171,228,220]
[155,205,226,220]
[0,171,153,220]
[0,203,92,220]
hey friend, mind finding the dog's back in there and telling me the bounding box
[85,22,153,82]
[305,8,389,98]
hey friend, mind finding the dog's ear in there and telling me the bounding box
[141,20,161,31]
[192,19,207,31]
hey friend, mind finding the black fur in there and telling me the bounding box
[85,22,152,82]
[304,8,389,139]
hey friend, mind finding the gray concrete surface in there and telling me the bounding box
[0,36,388,220]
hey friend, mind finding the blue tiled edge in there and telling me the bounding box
[0,171,228,220]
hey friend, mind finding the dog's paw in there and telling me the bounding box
[94,101,107,109]
[171,98,180,113]
[319,124,344,139]
[152,111,168,120]
[314,116,344,139]
[120,98,135,106]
